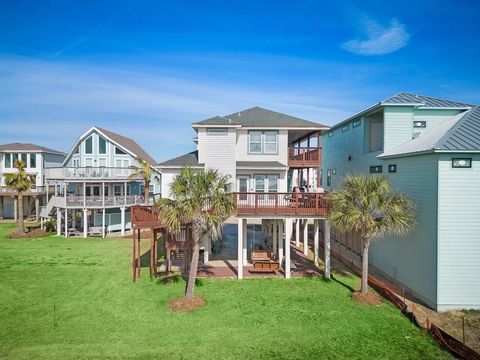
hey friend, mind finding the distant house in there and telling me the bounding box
[322,93,480,310]
[40,126,160,237]
[158,107,330,279]
[0,143,65,220]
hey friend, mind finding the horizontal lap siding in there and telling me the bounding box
[198,128,236,187]
[437,154,480,310]
[371,154,438,307]
[384,106,414,150]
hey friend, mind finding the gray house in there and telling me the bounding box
[322,93,480,311]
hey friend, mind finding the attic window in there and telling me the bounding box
[353,120,361,128]
[206,128,228,135]
[115,147,126,155]
[342,124,349,132]
[85,136,93,154]
[98,137,107,154]
[413,121,426,128]
[370,165,383,173]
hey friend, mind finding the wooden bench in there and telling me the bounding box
[249,259,280,274]
[87,226,104,237]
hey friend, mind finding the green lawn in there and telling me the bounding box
[0,223,451,359]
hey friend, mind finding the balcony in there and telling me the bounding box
[288,147,322,168]
[234,192,329,216]
[131,205,164,229]
[65,195,146,207]
[44,167,143,181]
[0,186,55,195]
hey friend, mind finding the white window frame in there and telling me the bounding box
[248,130,278,155]
[84,136,94,155]
[248,131,263,154]
[206,128,228,135]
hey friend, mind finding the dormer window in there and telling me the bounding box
[85,136,93,154]
[248,130,278,154]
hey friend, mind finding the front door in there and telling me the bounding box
[238,176,249,201]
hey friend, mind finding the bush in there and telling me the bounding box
[44,218,57,233]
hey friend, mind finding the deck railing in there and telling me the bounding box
[66,195,145,207]
[234,192,329,216]
[44,167,143,181]
[288,147,322,167]
[131,205,163,229]
[0,186,54,195]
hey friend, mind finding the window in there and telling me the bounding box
[452,158,472,168]
[73,146,80,154]
[370,165,383,173]
[267,175,279,192]
[264,131,278,153]
[353,120,361,128]
[21,153,27,165]
[85,136,93,154]
[98,137,107,154]
[342,124,349,132]
[388,164,397,173]
[115,147,126,155]
[73,159,80,168]
[30,154,36,168]
[104,186,109,196]
[327,170,331,186]
[413,121,426,128]
[206,128,228,135]
[248,131,278,154]
[5,153,12,168]
[368,120,384,152]
[149,184,154,193]
[254,175,265,192]
[114,185,122,196]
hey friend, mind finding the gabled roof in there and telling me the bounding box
[157,151,203,168]
[62,126,157,167]
[381,92,472,108]
[380,107,480,158]
[0,143,65,156]
[193,106,328,128]
[95,127,157,165]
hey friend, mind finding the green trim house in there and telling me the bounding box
[322,93,480,311]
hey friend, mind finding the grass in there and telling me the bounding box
[0,223,451,359]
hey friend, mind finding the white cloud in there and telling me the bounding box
[342,18,410,56]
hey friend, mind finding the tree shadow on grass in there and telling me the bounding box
[331,274,356,293]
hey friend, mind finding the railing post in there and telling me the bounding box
[274,193,278,214]
[315,192,318,215]
[254,193,258,214]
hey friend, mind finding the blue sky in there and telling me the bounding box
[1,0,479,162]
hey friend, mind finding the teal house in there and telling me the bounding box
[322,93,480,311]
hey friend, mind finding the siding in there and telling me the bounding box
[197,128,236,187]
[437,153,480,310]
[161,169,180,199]
[384,106,414,150]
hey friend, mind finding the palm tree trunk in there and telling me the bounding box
[185,240,200,299]
[144,179,150,204]
[360,237,370,294]
[18,191,25,234]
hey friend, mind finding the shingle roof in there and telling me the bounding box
[380,107,480,158]
[157,151,203,168]
[0,143,65,155]
[95,127,157,165]
[193,106,328,128]
[381,92,472,108]
[236,161,288,168]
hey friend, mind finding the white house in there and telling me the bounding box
[40,126,160,238]
[0,143,65,220]
[158,107,331,279]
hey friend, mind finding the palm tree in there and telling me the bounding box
[129,158,156,204]
[327,175,415,294]
[4,160,35,234]
[158,167,235,299]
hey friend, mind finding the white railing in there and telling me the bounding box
[44,167,143,181]
[65,195,146,207]
[0,186,54,194]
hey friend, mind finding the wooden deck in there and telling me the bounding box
[234,192,328,216]
[131,205,164,229]
[288,147,322,168]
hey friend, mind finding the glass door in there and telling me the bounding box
[238,176,249,201]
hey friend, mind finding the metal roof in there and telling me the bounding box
[380,107,480,158]
[157,151,203,168]
[193,106,328,128]
[381,92,472,108]
[0,143,66,155]
[236,161,288,169]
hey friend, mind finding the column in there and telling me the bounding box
[324,220,331,279]
[303,219,309,256]
[278,220,284,262]
[102,210,106,238]
[64,208,68,237]
[13,197,18,222]
[120,207,125,236]
[272,219,278,255]
[237,218,244,279]
[204,236,210,265]
[83,209,88,238]
[314,219,319,266]
[56,208,61,236]
[40,217,44,230]
[242,219,248,264]
[35,196,39,221]
[83,182,86,208]
[295,218,300,247]
[285,218,292,279]
[0,196,3,219]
